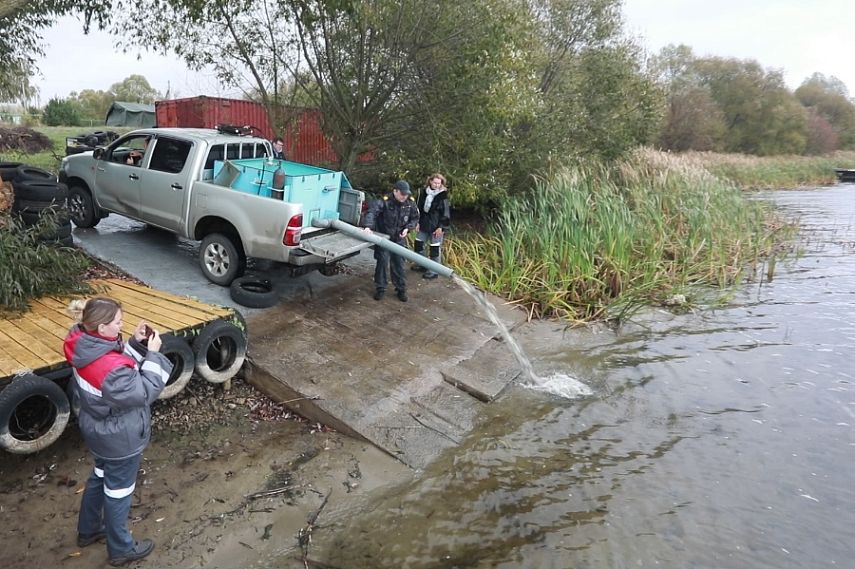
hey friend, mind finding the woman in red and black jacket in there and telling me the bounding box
[64,297,172,566]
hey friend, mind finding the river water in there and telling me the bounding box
[308,185,855,568]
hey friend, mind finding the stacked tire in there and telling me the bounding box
[2,162,72,247]
[65,130,119,156]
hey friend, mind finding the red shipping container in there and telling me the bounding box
[155,96,340,166]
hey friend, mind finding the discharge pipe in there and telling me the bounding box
[312,217,454,278]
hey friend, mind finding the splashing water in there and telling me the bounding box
[452,275,591,399]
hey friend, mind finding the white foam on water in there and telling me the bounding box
[451,275,592,400]
[524,372,593,399]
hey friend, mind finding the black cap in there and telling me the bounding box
[393,180,411,195]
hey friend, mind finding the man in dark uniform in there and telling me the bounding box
[362,180,420,302]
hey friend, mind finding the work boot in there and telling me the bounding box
[109,538,155,567]
[77,528,106,547]
[423,270,438,279]
[396,289,408,302]
[373,289,385,301]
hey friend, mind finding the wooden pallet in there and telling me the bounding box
[0,279,234,379]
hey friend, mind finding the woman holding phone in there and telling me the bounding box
[64,296,172,566]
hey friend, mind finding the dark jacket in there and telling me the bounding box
[416,188,451,234]
[363,193,419,244]
[64,325,171,460]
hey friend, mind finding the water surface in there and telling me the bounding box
[304,185,855,569]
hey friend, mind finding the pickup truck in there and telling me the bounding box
[59,127,371,285]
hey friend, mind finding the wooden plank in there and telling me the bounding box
[99,279,231,319]
[0,327,50,370]
[2,278,234,379]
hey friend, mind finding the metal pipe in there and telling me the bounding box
[313,218,454,278]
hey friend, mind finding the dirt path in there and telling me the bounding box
[0,377,410,569]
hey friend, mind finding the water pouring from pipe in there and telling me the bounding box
[313,218,591,398]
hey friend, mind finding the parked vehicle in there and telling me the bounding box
[59,127,370,286]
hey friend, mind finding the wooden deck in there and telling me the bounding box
[0,278,234,379]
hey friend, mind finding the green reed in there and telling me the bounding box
[446,150,790,322]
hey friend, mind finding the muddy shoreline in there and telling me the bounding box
[0,375,410,569]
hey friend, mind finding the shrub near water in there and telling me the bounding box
[446,151,785,321]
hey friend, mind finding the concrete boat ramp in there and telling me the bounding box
[72,217,527,469]
[246,274,527,469]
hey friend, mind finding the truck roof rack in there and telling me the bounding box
[215,123,257,136]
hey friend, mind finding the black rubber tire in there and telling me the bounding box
[39,222,73,243]
[12,179,66,202]
[0,161,23,182]
[0,374,71,454]
[229,275,279,308]
[199,233,246,286]
[229,310,249,342]
[52,235,74,247]
[158,334,195,400]
[16,209,70,227]
[15,165,55,182]
[68,184,100,228]
[192,320,247,384]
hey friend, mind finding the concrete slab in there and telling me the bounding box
[72,215,529,468]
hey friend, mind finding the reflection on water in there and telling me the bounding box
[304,186,855,568]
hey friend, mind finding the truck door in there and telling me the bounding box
[138,136,194,232]
[94,134,151,217]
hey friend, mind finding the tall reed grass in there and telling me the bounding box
[653,148,855,189]
[446,150,791,322]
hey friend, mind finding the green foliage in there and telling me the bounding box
[70,88,113,122]
[445,149,786,321]
[0,209,92,315]
[109,74,161,103]
[0,0,114,103]
[42,96,83,126]
[795,73,855,149]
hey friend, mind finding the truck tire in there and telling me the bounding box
[15,165,55,182]
[12,179,67,202]
[0,374,71,454]
[192,320,247,384]
[158,334,195,400]
[0,161,23,181]
[229,275,279,308]
[199,233,245,286]
[68,184,100,228]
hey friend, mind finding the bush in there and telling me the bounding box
[0,210,92,315]
[42,97,82,127]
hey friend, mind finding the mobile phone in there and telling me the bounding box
[143,325,154,339]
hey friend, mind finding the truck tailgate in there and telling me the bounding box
[298,229,380,262]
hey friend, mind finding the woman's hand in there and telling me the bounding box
[147,330,162,352]
[133,321,148,342]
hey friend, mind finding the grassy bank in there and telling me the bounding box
[666,148,855,189]
[0,126,132,174]
[446,150,792,322]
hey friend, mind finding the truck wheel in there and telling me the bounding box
[68,185,100,228]
[229,275,279,308]
[192,320,247,384]
[200,233,245,286]
[0,374,71,454]
[158,334,195,400]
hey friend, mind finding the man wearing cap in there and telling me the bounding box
[362,180,420,302]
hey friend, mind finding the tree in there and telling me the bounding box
[70,88,113,122]
[108,75,161,103]
[796,73,855,149]
[42,96,82,126]
[0,0,114,103]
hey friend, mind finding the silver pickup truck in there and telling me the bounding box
[60,127,371,285]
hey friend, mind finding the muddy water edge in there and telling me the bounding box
[298,185,855,569]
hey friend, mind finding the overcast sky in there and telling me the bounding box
[32,1,855,103]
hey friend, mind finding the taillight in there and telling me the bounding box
[283,213,303,246]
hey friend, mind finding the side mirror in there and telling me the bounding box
[93,147,104,160]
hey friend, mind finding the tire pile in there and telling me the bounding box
[65,130,119,156]
[0,161,72,247]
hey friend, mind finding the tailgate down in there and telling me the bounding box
[298,229,380,262]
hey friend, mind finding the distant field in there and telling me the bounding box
[0,125,133,174]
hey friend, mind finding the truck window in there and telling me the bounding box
[241,143,256,158]
[148,138,192,174]
[205,144,225,170]
[226,144,240,160]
